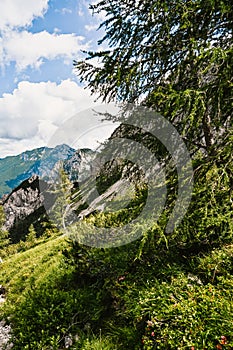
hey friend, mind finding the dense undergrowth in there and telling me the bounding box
[1,213,233,349]
[0,122,232,350]
[0,144,232,349]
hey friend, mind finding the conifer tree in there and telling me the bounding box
[74,1,232,245]
[26,224,37,245]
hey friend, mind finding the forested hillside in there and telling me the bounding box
[0,1,232,349]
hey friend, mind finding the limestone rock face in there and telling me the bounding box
[1,175,51,242]
[0,321,13,350]
[2,176,42,229]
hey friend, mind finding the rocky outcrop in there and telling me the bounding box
[1,175,53,243]
[0,321,13,350]
[76,177,131,220]
[2,176,43,230]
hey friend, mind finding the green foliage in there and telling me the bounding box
[49,164,73,230]
[146,45,233,155]
[0,205,10,250]
[74,0,233,252]
[10,283,103,349]
[0,236,68,303]
[1,230,233,349]
[140,277,233,349]
[25,224,37,244]
[80,335,118,350]
[85,185,147,228]
[141,147,233,253]
[96,159,124,195]
[62,238,233,349]
[75,0,232,123]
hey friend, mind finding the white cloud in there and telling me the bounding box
[54,27,61,34]
[85,24,99,32]
[0,80,117,158]
[88,0,107,21]
[0,137,46,158]
[78,8,84,17]
[0,0,49,30]
[55,8,72,15]
[0,30,88,71]
[78,0,106,23]
[77,1,87,17]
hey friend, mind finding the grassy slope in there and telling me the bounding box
[1,233,233,349]
[0,235,68,303]
[0,234,123,349]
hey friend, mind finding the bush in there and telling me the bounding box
[9,280,108,349]
[140,276,233,349]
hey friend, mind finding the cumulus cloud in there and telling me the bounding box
[0,80,117,158]
[0,0,117,158]
[0,0,49,30]
[0,30,88,71]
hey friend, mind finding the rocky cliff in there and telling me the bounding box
[1,175,53,243]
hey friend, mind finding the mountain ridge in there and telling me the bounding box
[0,144,93,197]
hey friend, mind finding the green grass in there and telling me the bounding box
[1,232,233,349]
[0,235,68,304]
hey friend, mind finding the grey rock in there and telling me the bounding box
[0,321,13,350]
[1,175,45,232]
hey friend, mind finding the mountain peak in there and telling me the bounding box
[0,144,84,197]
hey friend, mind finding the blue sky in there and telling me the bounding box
[0,0,116,158]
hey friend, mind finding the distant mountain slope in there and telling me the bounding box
[0,144,94,197]
[0,145,95,241]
